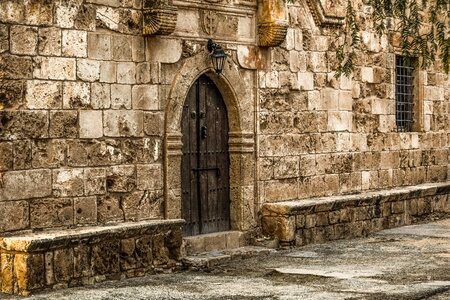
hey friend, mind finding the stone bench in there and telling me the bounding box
[262,183,450,247]
[0,219,184,295]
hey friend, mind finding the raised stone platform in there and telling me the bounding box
[262,183,450,247]
[0,219,184,296]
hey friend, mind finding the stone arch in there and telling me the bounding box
[163,51,256,232]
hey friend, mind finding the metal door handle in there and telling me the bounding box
[201,126,207,139]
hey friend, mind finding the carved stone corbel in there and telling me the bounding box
[143,0,178,36]
[306,0,344,28]
[257,0,288,47]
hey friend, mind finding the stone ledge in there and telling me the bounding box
[262,183,450,247]
[0,219,184,296]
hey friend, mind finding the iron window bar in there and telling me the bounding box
[395,56,415,132]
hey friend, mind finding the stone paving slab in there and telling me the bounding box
[2,218,450,300]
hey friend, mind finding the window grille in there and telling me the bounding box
[395,56,416,132]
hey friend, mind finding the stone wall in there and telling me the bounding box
[0,0,164,234]
[0,0,449,236]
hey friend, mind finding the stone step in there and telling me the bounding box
[182,231,247,256]
[182,246,276,270]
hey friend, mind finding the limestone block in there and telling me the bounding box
[146,38,182,63]
[265,179,298,202]
[52,169,84,197]
[38,27,61,56]
[53,248,74,282]
[289,51,306,72]
[136,62,151,84]
[0,54,33,79]
[31,140,66,169]
[309,52,327,72]
[298,72,314,91]
[77,59,100,82]
[79,110,103,138]
[33,57,76,80]
[132,85,158,110]
[62,30,87,57]
[132,36,145,62]
[0,142,13,171]
[320,88,339,110]
[107,165,136,192]
[97,195,124,223]
[338,90,352,111]
[88,33,111,60]
[111,84,132,109]
[55,1,79,28]
[100,61,117,83]
[117,62,136,84]
[0,201,29,232]
[0,24,9,53]
[285,28,294,50]
[265,71,279,89]
[136,164,162,190]
[327,111,352,131]
[1,253,14,294]
[12,140,32,170]
[63,82,90,108]
[84,167,106,195]
[0,169,51,201]
[340,75,352,90]
[73,245,92,278]
[91,83,111,109]
[25,80,62,109]
[237,46,270,70]
[0,1,24,23]
[112,35,132,61]
[361,67,374,83]
[104,110,144,137]
[49,110,78,138]
[273,156,299,179]
[96,6,120,32]
[30,198,73,228]
[10,25,37,55]
[74,196,97,224]
[122,191,163,221]
[143,112,163,136]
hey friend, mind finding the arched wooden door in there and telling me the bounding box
[181,75,230,236]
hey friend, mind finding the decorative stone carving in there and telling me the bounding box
[257,0,288,47]
[306,0,345,28]
[201,10,220,36]
[143,0,178,36]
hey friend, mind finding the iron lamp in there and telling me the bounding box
[207,39,227,75]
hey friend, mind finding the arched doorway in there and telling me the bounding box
[181,75,230,235]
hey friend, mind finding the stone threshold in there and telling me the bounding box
[0,219,184,296]
[262,182,450,247]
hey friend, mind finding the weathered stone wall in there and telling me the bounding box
[0,0,449,236]
[0,0,164,234]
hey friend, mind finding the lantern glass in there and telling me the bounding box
[207,39,227,75]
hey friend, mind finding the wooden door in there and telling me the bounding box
[181,75,230,236]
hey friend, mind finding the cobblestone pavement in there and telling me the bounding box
[3,218,450,300]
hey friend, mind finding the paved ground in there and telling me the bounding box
[3,218,450,300]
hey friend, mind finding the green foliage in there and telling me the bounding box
[335,0,450,76]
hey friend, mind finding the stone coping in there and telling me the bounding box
[262,182,450,216]
[0,219,185,252]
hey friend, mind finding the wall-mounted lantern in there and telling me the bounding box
[207,39,227,75]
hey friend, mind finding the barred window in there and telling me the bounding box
[395,56,416,132]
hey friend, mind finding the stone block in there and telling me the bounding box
[53,248,74,282]
[298,72,314,91]
[92,240,120,275]
[25,80,62,109]
[264,179,298,202]
[34,57,76,80]
[100,61,117,83]
[361,67,374,83]
[77,59,100,82]
[265,71,279,88]
[91,83,111,109]
[143,112,164,136]
[320,88,339,110]
[63,82,90,108]
[38,27,61,56]
[132,85,158,110]
[0,54,33,79]
[0,80,25,110]
[106,165,136,192]
[62,30,87,57]
[52,169,84,197]
[111,84,132,109]
[88,33,111,60]
[10,25,37,55]
[104,110,144,137]
[117,62,136,84]
[273,156,299,179]
[30,198,73,228]
[0,169,51,201]
[112,35,132,61]
[31,139,66,169]
[136,62,151,84]
[135,235,153,268]
[338,90,352,111]
[55,1,78,28]
[97,195,124,223]
[0,142,13,171]
[73,245,92,278]
[74,196,97,224]
[327,111,352,131]
[122,191,163,221]
[13,140,32,170]
[146,38,182,63]
[0,201,29,232]
[152,234,169,266]
[132,36,145,62]
[136,164,162,190]
[79,110,103,138]
[84,167,106,195]
[49,110,78,138]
